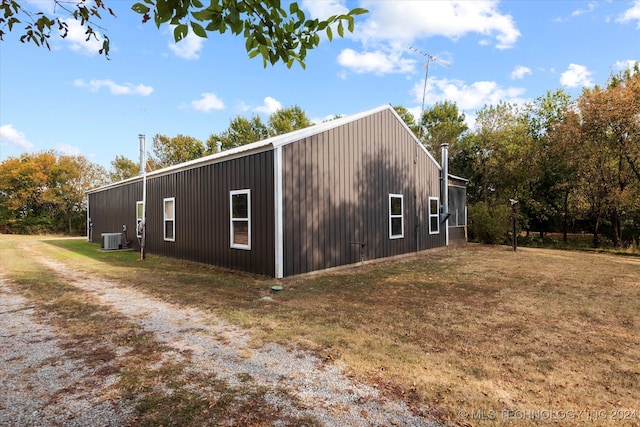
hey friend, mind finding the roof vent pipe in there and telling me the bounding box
[216,141,222,153]
[139,134,146,176]
[440,143,451,225]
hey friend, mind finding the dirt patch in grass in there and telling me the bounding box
[0,238,289,426]
[7,236,640,426]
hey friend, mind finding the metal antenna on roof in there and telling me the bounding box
[409,47,450,139]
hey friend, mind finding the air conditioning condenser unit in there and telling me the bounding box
[101,233,122,250]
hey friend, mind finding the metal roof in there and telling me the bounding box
[88,104,444,193]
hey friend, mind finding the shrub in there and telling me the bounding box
[467,202,511,244]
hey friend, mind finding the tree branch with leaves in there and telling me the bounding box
[132,0,367,68]
[1,0,367,68]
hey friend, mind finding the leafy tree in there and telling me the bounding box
[421,100,468,164]
[392,105,421,139]
[0,0,113,55]
[565,68,640,247]
[207,115,268,152]
[0,151,107,234]
[0,151,57,232]
[151,134,205,168]
[457,101,530,205]
[53,155,108,233]
[452,102,533,241]
[523,89,575,240]
[109,155,139,182]
[1,0,367,68]
[267,105,312,136]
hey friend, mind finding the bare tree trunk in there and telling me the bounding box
[610,207,621,248]
[593,216,600,248]
[562,190,569,243]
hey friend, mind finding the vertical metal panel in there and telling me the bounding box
[89,151,275,276]
[88,181,143,247]
[282,108,446,276]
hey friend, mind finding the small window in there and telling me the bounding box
[389,194,404,239]
[449,186,467,227]
[164,197,175,241]
[429,197,439,234]
[230,189,251,250]
[136,201,144,238]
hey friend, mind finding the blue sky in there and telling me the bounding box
[1,0,639,169]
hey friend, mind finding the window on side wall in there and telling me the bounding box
[389,193,404,239]
[163,197,175,241]
[429,197,439,234]
[230,189,251,250]
[136,201,143,238]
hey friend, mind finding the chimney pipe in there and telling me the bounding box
[216,140,222,153]
[138,134,146,176]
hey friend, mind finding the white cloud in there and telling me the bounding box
[0,124,35,150]
[190,93,225,112]
[254,97,282,114]
[617,0,640,28]
[335,1,519,76]
[571,1,598,18]
[510,65,532,80]
[74,79,154,96]
[560,64,594,88]
[354,1,520,49]
[302,0,350,18]
[169,32,205,60]
[62,18,105,56]
[411,77,527,111]
[56,143,82,156]
[235,101,251,113]
[615,59,639,72]
[337,48,415,74]
[554,1,598,23]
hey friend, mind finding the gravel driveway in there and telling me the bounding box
[0,246,442,426]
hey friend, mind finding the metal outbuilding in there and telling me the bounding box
[87,104,467,278]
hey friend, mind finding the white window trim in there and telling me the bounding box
[136,201,143,238]
[163,197,175,242]
[389,193,404,239]
[429,196,440,235]
[230,189,251,250]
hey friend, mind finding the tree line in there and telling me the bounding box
[0,106,313,234]
[451,66,639,248]
[1,67,638,248]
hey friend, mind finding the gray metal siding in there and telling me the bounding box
[89,151,275,276]
[88,181,142,246]
[282,109,445,276]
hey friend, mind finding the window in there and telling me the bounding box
[163,197,175,241]
[230,189,251,250]
[449,186,467,227]
[389,194,404,239]
[429,197,439,234]
[136,201,143,238]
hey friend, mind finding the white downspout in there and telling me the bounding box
[441,143,449,246]
[139,134,147,260]
[274,146,284,278]
[86,194,91,242]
